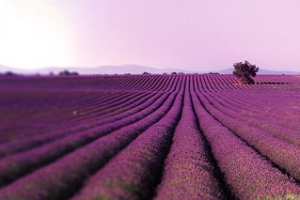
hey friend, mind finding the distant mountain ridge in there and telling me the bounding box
[1,64,299,75]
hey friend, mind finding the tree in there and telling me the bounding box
[233,60,259,84]
[59,70,79,76]
[2,71,17,76]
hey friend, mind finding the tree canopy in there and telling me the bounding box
[233,61,259,84]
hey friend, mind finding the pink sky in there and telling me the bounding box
[1,0,300,71]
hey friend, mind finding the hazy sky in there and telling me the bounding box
[0,0,300,71]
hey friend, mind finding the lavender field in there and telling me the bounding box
[1,74,300,200]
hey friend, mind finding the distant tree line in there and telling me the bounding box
[0,71,19,76]
[59,70,79,76]
[0,70,79,76]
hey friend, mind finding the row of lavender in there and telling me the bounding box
[0,74,185,199]
[0,74,300,199]
[0,74,178,143]
[1,74,180,151]
[0,89,144,142]
[193,75,300,199]
[0,74,176,92]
